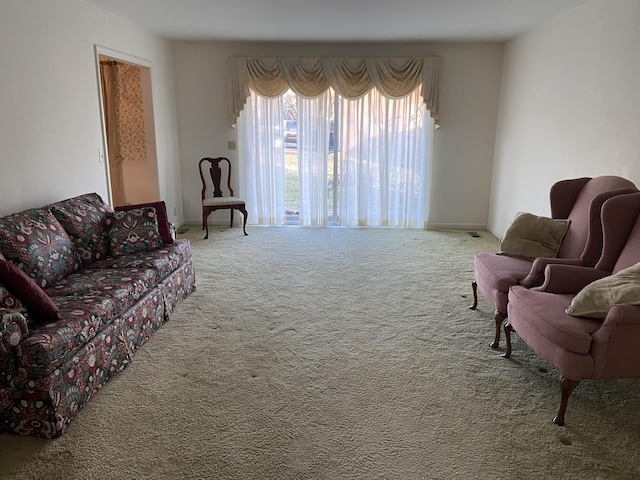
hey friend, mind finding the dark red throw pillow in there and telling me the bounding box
[116,201,174,244]
[0,260,61,324]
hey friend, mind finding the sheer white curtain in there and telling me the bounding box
[239,86,433,228]
[337,87,431,228]
[298,91,331,227]
[238,91,285,225]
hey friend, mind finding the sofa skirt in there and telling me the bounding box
[0,261,196,438]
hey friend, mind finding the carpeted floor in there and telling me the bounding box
[1,226,640,480]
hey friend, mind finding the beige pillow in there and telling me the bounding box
[566,262,640,319]
[498,212,571,259]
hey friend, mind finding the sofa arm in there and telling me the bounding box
[0,309,29,353]
[533,265,611,294]
[519,257,585,288]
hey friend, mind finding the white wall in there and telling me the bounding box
[490,0,640,236]
[173,41,503,228]
[0,0,184,225]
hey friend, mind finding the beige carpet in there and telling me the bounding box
[1,226,640,480]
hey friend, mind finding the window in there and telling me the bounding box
[239,85,434,228]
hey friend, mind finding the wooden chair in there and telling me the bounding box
[199,157,248,238]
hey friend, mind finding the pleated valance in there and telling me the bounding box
[228,56,442,126]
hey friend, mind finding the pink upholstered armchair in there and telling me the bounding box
[470,176,637,348]
[504,192,640,426]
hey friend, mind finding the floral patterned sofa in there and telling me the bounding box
[0,193,195,438]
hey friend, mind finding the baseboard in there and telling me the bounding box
[187,219,495,234]
[426,222,488,231]
[486,224,501,238]
[185,219,235,226]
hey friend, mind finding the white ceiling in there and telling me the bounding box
[85,0,591,42]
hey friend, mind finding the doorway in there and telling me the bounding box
[96,46,159,207]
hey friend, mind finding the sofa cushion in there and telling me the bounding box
[116,201,174,245]
[0,260,60,324]
[566,262,640,319]
[23,268,157,376]
[17,295,118,377]
[76,193,112,211]
[47,268,157,305]
[106,207,163,257]
[89,239,192,282]
[50,194,112,266]
[499,212,571,259]
[0,208,81,287]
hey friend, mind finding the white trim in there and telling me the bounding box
[95,45,152,68]
[426,223,488,231]
[94,45,158,207]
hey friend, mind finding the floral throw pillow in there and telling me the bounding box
[0,209,82,288]
[51,195,112,266]
[116,201,173,245]
[105,207,163,257]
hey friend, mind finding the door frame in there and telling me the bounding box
[94,44,159,206]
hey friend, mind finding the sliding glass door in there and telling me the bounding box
[239,85,433,228]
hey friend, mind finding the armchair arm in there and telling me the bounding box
[533,265,610,294]
[598,304,640,332]
[519,257,585,288]
[592,304,640,378]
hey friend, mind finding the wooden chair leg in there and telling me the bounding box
[491,311,506,349]
[203,212,210,240]
[230,209,234,228]
[553,377,580,426]
[502,320,513,358]
[240,207,248,236]
[469,281,478,310]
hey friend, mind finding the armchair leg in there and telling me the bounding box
[553,377,580,426]
[230,209,234,228]
[490,311,505,349]
[502,320,513,358]
[469,281,478,310]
